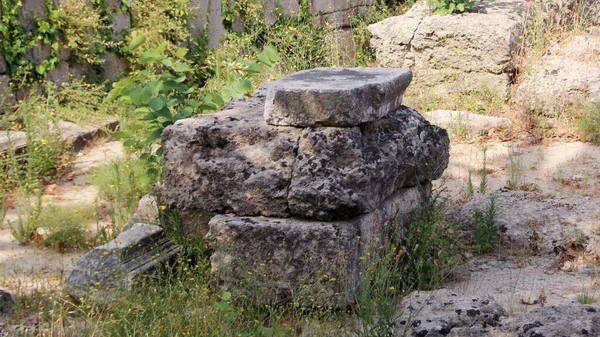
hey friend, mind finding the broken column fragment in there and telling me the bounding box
[160,68,450,306]
[64,224,180,301]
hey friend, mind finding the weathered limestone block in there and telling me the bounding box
[368,0,525,96]
[21,0,47,30]
[162,85,449,221]
[288,107,449,220]
[207,185,429,307]
[64,224,180,301]
[162,92,302,218]
[517,55,600,114]
[264,68,412,127]
[500,304,600,336]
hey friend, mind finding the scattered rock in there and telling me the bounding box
[425,110,512,136]
[57,118,119,152]
[517,290,540,305]
[396,289,509,337]
[208,185,429,307]
[101,52,129,82]
[0,75,16,113]
[0,289,14,315]
[264,67,412,127]
[133,194,160,226]
[64,223,181,301]
[0,131,27,155]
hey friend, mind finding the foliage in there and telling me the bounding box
[427,0,479,15]
[35,204,99,251]
[472,194,499,254]
[576,104,600,144]
[479,145,488,195]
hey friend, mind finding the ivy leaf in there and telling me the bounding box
[139,51,161,64]
[112,130,133,139]
[146,128,163,142]
[129,35,146,51]
[244,61,265,74]
[36,64,46,74]
[257,53,274,67]
[264,45,279,63]
[221,292,232,301]
[232,80,252,94]
[176,48,188,58]
[162,58,174,67]
[457,3,465,11]
[174,62,191,72]
[149,97,165,111]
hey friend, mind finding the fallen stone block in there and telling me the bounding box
[64,223,180,301]
[264,68,412,127]
[0,131,27,155]
[0,289,14,315]
[207,184,429,307]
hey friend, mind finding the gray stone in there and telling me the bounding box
[0,53,7,74]
[57,118,119,152]
[0,290,14,315]
[162,91,302,219]
[46,62,69,86]
[64,223,180,301]
[189,0,225,48]
[0,131,27,155]
[133,194,160,226]
[207,184,429,307]
[110,12,131,39]
[500,304,600,336]
[25,41,52,65]
[0,75,16,113]
[311,0,371,28]
[536,0,600,26]
[21,0,47,30]
[425,110,513,135]
[264,68,412,127]
[68,62,97,81]
[288,107,449,220]
[101,52,129,81]
[260,0,301,26]
[516,55,600,114]
[162,88,448,221]
[368,0,525,96]
[396,289,508,337]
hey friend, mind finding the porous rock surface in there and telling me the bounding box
[500,304,600,337]
[368,0,525,96]
[396,289,509,337]
[64,223,180,301]
[162,84,449,221]
[208,185,430,306]
[264,67,412,127]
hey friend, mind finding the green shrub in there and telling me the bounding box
[472,194,499,254]
[577,104,600,144]
[427,0,480,15]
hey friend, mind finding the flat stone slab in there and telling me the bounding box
[264,68,412,127]
[207,184,429,307]
[64,223,180,301]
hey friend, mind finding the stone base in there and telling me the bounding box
[206,184,430,307]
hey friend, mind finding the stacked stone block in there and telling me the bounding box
[161,68,450,306]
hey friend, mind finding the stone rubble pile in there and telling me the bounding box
[161,68,450,306]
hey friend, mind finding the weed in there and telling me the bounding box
[461,169,475,200]
[577,291,596,304]
[577,104,600,144]
[472,194,499,254]
[479,145,489,195]
[507,142,524,190]
[36,204,99,251]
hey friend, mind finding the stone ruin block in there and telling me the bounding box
[64,224,180,301]
[160,67,450,306]
[162,69,448,221]
[208,185,429,307]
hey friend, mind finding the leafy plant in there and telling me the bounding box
[577,104,600,144]
[427,0,480,15]
[472,194,498,254]
[479,145,488,195]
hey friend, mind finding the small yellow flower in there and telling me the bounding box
[159,205,167,210]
